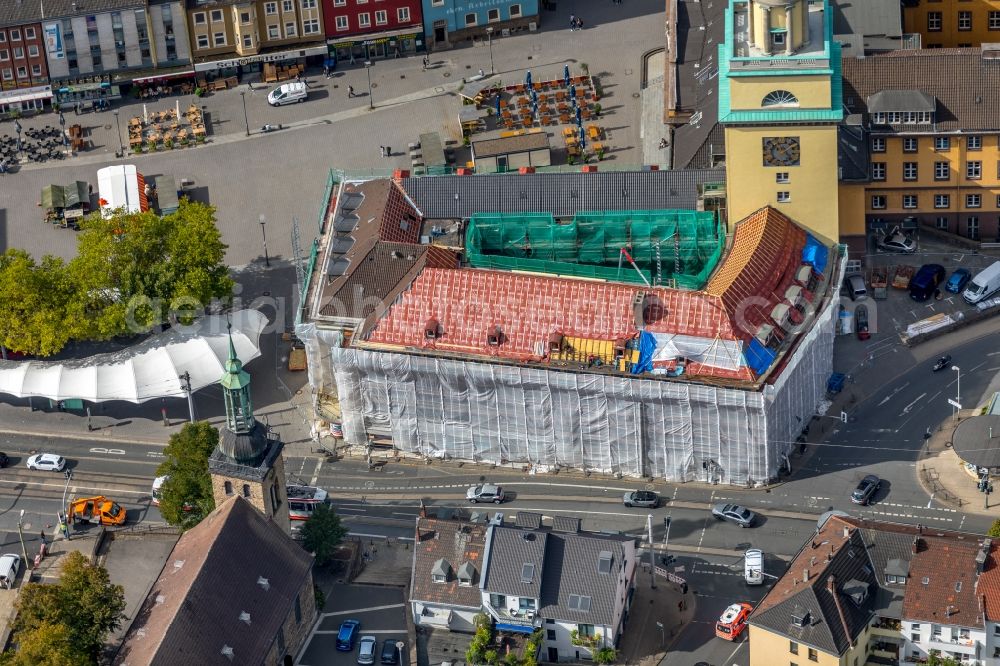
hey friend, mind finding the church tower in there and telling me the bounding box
[720,0,842,241]
[208,324,290,534]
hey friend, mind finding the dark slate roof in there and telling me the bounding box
[841,47,1000,132]
[858,527,913,618]
[537,532,631,627]
[751,517,879,655]
[667,0,725,169]
[482,527,547,597]
[838,124,870,182]
[400,169,726,219]
[410,517,487,610]
[0,0,144,25]
[868,90,936,113]
[114,496,313,666]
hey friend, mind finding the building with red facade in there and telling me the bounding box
[0,4,52,114]
[323,0,424,64]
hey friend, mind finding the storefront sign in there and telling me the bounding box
[194,45,328,72]
[57,82,111,94]
[0,85,53,104]
[445,0,513,14]
[132,70,196,84]
[43,23,64,60]
[329,29,421,49]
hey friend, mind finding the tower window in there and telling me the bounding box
[762,90,798,108]
[269,484,280,512]
[772,32,786,47]
[242,484,251,498]
[224,481,233,496]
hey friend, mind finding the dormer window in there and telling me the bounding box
[431,558,451,584]
[762,90,799,108]
[458,561,477,587]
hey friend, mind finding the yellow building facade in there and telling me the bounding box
[748,624,875,666]
[903,0,1000,47]
[719,0,843,242]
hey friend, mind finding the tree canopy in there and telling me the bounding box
[7,551,125,664]
[155,421,218,529]
[300,503,348,567]
[0,199,232,356]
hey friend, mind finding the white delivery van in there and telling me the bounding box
[963,261,1000,304]
[267,81,308,106]
[744,548,764,585]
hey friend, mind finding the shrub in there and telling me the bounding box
[595,647,617,665]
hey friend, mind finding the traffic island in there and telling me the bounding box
[917,409,998,515]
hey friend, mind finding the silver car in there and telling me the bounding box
[711,502,756,528]
[466,484,504,504]
[623,490,659,508]
[358,636,377,665]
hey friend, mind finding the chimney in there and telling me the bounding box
[419,499,427,518]
[827,575,855,648]
[810,556,816,567]
[803,568,809,583]
[912,536,923,554]
[843,526,850,539]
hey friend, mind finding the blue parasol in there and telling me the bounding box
[532,89,539,104]
[496,95,501,116]
[576,106,583,125]
[526,70,532,87]
[579,125,585,141]
[570,84,576,100]
[564,65,570,86]
[580,134,586,151]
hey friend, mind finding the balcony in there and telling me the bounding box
[926,637,978,654]
[483,602,540,632]
[871,618,902,637]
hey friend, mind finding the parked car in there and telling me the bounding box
[878,232,917,254]
[851,474,881,505]
[855,304,870,340]
[908,264,946,302]
[358,636,378,665]
[381,639,400,665]
[25,453,65,472]
[711,503,756,528]
[336,619,361,651]
[946,268,972,293]
[623,490,660,508]
[466,484,505,504]
[0,553,20,589]
[844,273,868,301]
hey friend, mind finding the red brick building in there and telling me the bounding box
[323,0,424,64]
[0,18,52,113]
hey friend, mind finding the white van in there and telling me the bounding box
[744,548,763,585]
[267,81,308,106]
[0,553,21,589]
[963,261,1000,304]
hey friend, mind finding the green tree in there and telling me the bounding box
[300,503,348,566]
[928,650,960,666]
[10,552,125,663]
[594,647,617,665]
[1,621,88,666]
[0,250,73,356]
[988,519,1000,538]
[155,421,218,529]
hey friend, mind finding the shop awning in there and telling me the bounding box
[132,69,195,84]
[0,310,267,403]
[0,86,54,105]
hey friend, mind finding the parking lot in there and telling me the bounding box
[298,584,408,666]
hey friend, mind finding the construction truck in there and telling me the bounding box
[67,496,126,526]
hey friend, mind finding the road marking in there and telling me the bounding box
[724,640,748,666]
[391,512,418,517]
[348,532,414,542]
[900,393,927,416]
[0,478,149,496]
[320,604,406,617]
[310,458,324,487]
[336,507,368,513]
[89,447,126,455]
[146,452,164,458]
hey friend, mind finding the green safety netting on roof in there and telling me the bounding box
[465,210,724,289]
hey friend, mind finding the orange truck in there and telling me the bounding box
[67,496,126,526]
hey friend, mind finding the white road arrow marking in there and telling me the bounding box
[900,393,926,416]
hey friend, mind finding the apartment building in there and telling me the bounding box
[903,0,1000,48]
[422,0,539,51]
[0,5,51,113]
[186,0,326,75]
[749,514,1000,666]
[839,46,1000,250]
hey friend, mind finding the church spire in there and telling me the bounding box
[220,322,254,434]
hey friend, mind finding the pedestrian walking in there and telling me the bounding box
[576,17,584,29]
[569,14,576,30]
[422,55,429,70]
[379,145,386,157]
[659,137,668,149]
[348,84,355,98]
[385,145,392,157]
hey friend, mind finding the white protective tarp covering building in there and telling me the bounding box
[0,309,267,403]
[296,268,838,484]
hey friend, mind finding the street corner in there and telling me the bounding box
[298,583,408,666]
[619,565,695,664]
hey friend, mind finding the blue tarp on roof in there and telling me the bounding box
[496,623,535,634]
[744,338,777,376]
[802,234,828,275]
[631,331,657,374]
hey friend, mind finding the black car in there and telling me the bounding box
[0,452,8,468]
[851,474,881,505]
[380,639,400,665]
[908,264,946,302]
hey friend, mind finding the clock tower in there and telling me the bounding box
[719,0,842,241]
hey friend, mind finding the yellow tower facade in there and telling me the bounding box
[720,0,843,241]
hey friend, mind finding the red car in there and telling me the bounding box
[855,304,870,340]
[716,602,753,640]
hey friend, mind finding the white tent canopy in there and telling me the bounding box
[0,310,267,403]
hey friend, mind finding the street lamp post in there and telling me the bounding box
[112,109,124,157]
[486,27,495,76]
[240,91,250,136]
[14,119,22,156]
[16,510,28,568]
[365,61,373,110]
[59,110,67,147]
[656,621,665,646]
[259,214,270,267]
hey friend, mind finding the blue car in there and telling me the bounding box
[946,268,972,293]
[337,619,361,651]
